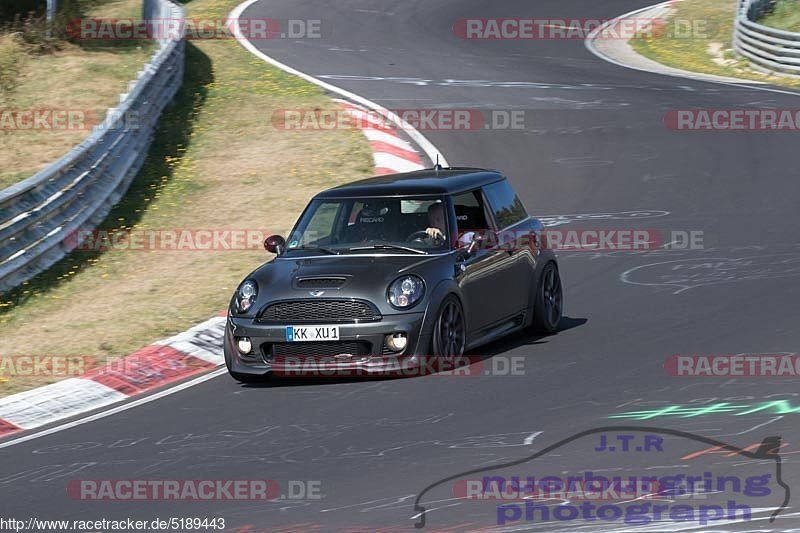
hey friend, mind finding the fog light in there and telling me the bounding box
[386,333,407,352]
[237,337,252,354]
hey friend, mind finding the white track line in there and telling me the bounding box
[0,369,226,449]
[523,431,542,445]
[229,0,448,166]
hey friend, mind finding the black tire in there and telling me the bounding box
[431,295,466,361]
[530,262,563,334]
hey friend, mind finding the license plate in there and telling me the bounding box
[285,325,340,342]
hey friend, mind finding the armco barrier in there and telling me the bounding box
[0,0,185,294]
[733,0,800,75]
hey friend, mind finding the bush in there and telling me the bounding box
[0,0,44,24]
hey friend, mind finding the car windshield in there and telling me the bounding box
[284,195,450,254]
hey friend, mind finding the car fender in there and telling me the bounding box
[412,278,463,354]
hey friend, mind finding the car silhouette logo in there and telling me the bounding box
[309,290,325,297]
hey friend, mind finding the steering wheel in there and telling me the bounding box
[406,230,429,242]
[406,230,444,243]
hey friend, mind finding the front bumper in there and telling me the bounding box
[224,310,431,377]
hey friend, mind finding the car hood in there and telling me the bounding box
[245,253,447,314]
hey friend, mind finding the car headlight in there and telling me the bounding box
[387,275,425,309]
[236,280,258,313]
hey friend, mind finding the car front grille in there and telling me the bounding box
[264,340,372,359]
[258,299,380,324]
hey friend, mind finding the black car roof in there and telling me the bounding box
[313,167,505,198]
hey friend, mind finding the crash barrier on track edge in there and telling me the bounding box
[0,0,186,294]
[733,0,800,75]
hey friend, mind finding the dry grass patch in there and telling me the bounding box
[0,0,155,189]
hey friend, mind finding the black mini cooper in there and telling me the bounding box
[224,167,563,381]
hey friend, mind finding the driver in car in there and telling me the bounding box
[425,202,474,248]
[425,202,446,242]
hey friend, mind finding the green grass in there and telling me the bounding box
[759,0,800,32]
[630,0,800,89]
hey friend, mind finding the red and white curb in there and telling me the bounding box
[0,315,226,438]
[333,99,425,175]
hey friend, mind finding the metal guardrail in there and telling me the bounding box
[0,0,185,294]
[733,0,800,75]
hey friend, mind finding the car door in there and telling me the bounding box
[453,188,521,335]
[481,179,535,314]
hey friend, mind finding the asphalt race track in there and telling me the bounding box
[3,0,800,531]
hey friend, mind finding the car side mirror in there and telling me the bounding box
[466,232,483,256]
[264,234,286,255]
[456,232,482,260]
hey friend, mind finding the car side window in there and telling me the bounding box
[452,190,490,232]
[482,179,528,229]
[451,190,493,248]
